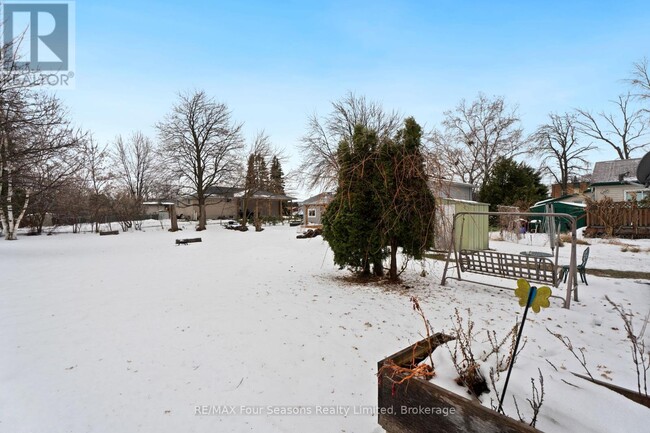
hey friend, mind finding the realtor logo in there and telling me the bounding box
[2,1,75,86]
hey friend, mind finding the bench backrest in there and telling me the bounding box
[459,249,556,286]
[581,247,590,267]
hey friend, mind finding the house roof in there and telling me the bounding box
[591,158,641,184]
[302,192,335,206]
[428,178,475,189]
[205,186,244,196]
[234,189,295,201]
[440,197,489,205]
[448,180,475,188]
[205,186,295,201]
[143,201,175,206]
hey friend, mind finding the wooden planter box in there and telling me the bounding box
[572,373,650,409]
[378,334,540,433]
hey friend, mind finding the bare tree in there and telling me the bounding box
[0,90,82,239]
[111,132,160,229]
[298,92,402,191]
[575,93,649,160]
[532,113,596,195]
[113,131,157,201]
[433,93,526,190]
[0,28,34,239]
[157,90,244,231]
[241,131,281,229]
[0,28,88,239]
[23,127,85,234]
[628,57,650,107]
[428,129,475,185]
[48,177,90,234]
[80,138,114,232]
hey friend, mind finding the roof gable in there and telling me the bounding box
[302,192,335,205]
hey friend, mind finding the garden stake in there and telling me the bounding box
[498,285,536,414]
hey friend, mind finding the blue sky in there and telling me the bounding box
[57,0,650,197]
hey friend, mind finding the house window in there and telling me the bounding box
[308,209,316,217]
[625,189,650,201]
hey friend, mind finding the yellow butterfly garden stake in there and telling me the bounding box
[497,278,552,414]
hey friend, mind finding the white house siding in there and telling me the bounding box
[175,198,238,220]
[306,205,326,225]
[301,192,335,226]
[592,185,627,202]
[448,184,473,201]
[205,199,239,219]
[175,202,199,220]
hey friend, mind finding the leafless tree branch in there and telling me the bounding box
[432,93,527,189]
[532,112,596,194]
[575,93,649,159]
[297,92,402,192]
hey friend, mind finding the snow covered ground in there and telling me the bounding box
[1,221,649,432]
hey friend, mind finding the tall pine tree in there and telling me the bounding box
[244,154,256,192]
[322,125,385,276]
[379,117,436,280]
[323,118,436,280]
[242,151,270,226]
[254,153,269,190]
[269,156,285,194]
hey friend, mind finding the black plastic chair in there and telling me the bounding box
[561,247,590,285]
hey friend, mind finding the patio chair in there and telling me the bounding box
[561,247,590,285]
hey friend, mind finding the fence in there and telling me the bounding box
[585,201,650,238]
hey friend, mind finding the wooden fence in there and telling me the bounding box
[585,202,650,238]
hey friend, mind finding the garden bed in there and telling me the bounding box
[377,334,541,433]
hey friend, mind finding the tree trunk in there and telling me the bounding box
[0,165,30,240]
[241,196,249,227]
[362,255,371,276]
[197,195,206,231]
[35,209,50,234]
[254,200,262,231]
[374,259,384,277]
[389,238,398,280]
[169,204,179,232]
[0,210,8,240]
[3,195,29,240]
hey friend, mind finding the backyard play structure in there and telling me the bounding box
[441,211,579,309]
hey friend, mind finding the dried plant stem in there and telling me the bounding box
[411,296,435,369]
[547,328,594,380]
[512,369,545,428]
[605,295,649,396]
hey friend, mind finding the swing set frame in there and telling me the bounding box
[440,211,579,309]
